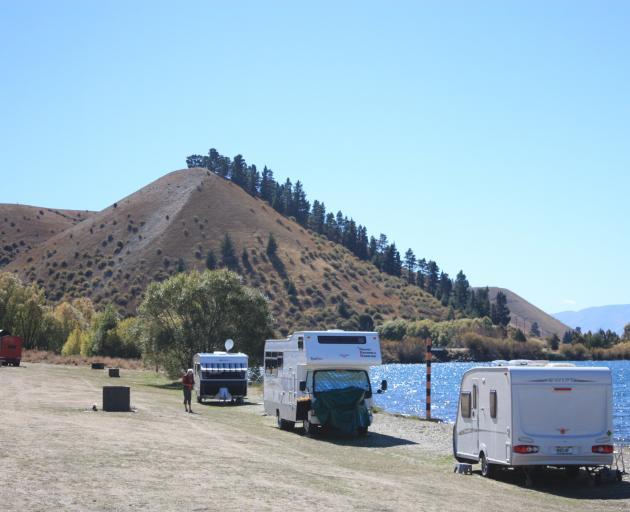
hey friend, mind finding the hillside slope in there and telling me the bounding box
[487,287,569,338]
[1,205,92,267]
[554,304,630,335]
[5,168,448,334]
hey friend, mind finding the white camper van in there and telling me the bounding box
[193,351,248,404]
[453,361,614,477]
[263,330,386,436]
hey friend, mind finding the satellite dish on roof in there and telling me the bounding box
[225,339,234,352]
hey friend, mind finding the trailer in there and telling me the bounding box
[193,352,248,404]
[453,361,614,477]
[263,330,387,436]
[0,330,23,366]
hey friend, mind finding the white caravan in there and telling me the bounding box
[263,330,387,435]
[453,361,614,477]
[193,352,248,404]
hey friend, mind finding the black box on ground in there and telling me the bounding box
[103,386,130,412]
[108,368,120,377]
[91,362,105,370]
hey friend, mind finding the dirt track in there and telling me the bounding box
[1,363,628,512]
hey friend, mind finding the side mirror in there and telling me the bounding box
[380,379,388,392]
[299,381,306,392]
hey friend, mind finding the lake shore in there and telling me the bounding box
[1,363,628,511]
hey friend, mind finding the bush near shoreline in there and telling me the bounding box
[378,317,630,363]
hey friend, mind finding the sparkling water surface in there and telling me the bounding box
[370,360,630,444]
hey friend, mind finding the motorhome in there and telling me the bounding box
[263,330,386,436]
[193,351,248,404]
[453,361,614,477]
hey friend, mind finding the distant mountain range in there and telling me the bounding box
[553,305,630,335]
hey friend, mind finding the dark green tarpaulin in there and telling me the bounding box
[312,387,370,433]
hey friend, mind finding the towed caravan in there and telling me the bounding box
[193,348,248,404]
[453,361,614,477]
[263,330,386,436]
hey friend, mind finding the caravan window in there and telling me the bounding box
[297,337,304,350]
[460,392,472,418]
[317,335,366,344]
[490,390,497,419]
[264,351,283,376]
[472,384,478,410]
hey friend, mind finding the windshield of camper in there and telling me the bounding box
[515,384,608,436]
[313,370,370,393]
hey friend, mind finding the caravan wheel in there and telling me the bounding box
[196,395,202,404]
[480,453,494,478]
[276,411,294,431]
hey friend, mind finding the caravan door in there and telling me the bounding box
[456,375,479,461]
[472,379,480,456]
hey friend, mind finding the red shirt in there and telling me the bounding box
[182,373,194,390]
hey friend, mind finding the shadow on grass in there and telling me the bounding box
[313,430,418,448]
[146,381,182,390]
[197,399,258,407]
[478,467,630,500]
[272,423,417,448]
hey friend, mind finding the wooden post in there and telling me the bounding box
[426,339,432,420]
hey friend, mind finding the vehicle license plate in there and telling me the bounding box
[556,446,573,455]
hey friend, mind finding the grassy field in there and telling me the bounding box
[1,363,628,512]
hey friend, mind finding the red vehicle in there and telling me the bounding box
[0,330,23,366]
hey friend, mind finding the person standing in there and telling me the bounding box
[182,368,194,413]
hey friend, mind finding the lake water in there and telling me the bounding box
[370,360,630,444]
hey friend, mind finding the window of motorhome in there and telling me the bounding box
[490,390,497,419]
[297,337,303,350]
[461,392,472,418]
[264,351,283,376]
[313,370,370,393]
[472,384,478,410]
[317,335,367,344]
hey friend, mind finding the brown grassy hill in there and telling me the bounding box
[6,168,448,335]
[0,205,92,267]
[487,287,570,338]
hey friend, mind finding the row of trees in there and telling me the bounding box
[186,148,499,317]
[1,270,274,377]
[560,325,630,349]
[0,272,138,357]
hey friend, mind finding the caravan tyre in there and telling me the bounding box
[276,411,294,431]
[280,419,294,431]
[480,454,494,478]
[197,395,202,404]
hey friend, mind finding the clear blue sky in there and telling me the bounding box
[1,1,629,314]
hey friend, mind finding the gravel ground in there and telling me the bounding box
[1,363,628,512]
